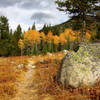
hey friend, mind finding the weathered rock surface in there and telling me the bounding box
[57,43,100,88]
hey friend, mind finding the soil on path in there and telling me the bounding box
[12,58,39,100]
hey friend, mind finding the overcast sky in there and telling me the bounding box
[0,0,69,31]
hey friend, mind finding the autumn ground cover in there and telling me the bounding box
[33,52,100,100]
[0,56,30,100]
[0,52,100,100]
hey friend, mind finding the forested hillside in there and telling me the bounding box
[0,15,100,57]
[40,15,100,36]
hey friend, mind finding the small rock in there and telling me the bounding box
[39,59,47,64]
[30,65,36,69]
[40,59,44,63]
[17,64,24,69]
[62,50,69,55]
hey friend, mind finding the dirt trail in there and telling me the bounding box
[12,58,39,100]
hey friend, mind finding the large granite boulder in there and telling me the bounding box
[57,43,100,88]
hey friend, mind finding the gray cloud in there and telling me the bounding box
[0,11,4,16]
[20,0,55,10]
[0,0,21,7]
[0,0,69,31]
[31,12,55,23]
[0,0,56,10]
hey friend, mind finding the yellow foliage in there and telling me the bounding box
[59,33,67,45]
[53,35,59,45]
[46,31,53,43]
[18,39,25,50]
[23,30,40,45]
[63,28,91,42]
[64,28,75,36]
[40,32,46,40]
[63,28,77,42]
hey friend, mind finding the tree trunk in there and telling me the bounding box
[31,45,34,54]
[81,13,87,44]
[35,43,38,52]
[81,20,86,43]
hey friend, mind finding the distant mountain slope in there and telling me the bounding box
[40,15,100,36]
[40,19,72,35]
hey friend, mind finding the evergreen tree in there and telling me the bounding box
[0,16,10,40]
[42,24,52,35]
[11,24,22,56]
[55,0,100,42]
[53,27,59,36]
[32,22,36,30]
[14,24,22,41]
[0,16,11,56]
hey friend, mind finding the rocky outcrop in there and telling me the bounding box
[57,43,100,88]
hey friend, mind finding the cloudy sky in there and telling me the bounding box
[0,0,69,31]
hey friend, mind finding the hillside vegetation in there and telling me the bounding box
[0,16,100,57]
[40,15,100,36]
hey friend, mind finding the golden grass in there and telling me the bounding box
[33,52,100,100]
[0,53,100,100]
[0,56,30,100]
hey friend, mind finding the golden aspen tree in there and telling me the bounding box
[46,31,53,43]
[59,33,66,45]
[59,33,67,50]
[23,30,40,54]
[64,28,76,42]
[40,32,46,52]
[53,35,59,51]
[40,32,46,40]
[46,31,54,51]
[18,39,25,62]
[18,39,24,55]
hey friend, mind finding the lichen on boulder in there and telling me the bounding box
[57,43,100,88]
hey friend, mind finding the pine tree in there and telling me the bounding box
[0,16,11,56]
[11,24,22,56]
[0,16,10,40]
[32,22,36,30]
[14,24,22,41]
[55,0,100,42]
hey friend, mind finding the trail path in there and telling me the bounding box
[12,58,39,100]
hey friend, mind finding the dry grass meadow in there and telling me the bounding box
[0,52,100,100]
